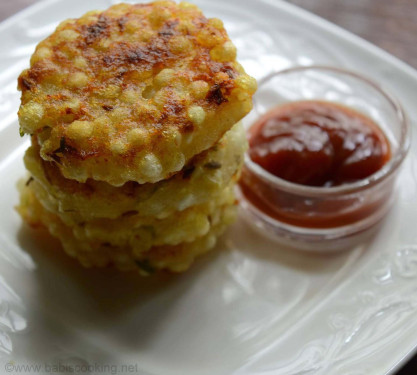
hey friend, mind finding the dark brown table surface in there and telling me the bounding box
[1,0,416,373]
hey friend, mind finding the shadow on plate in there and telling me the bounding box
[16,223,224,359]
[227,217,379,275]
[14,215,378,365]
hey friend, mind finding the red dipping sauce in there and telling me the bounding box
[238,67,409,249]
[248,100,391,187]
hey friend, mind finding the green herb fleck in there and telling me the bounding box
[204,161,222,169]
[135,259,155,274]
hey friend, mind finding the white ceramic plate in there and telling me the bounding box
[0,0,417,374]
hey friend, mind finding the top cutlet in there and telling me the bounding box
[17,1,256,186]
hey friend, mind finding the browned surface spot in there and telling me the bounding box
[84,15,110,45]
[206,83,227,105]
[16,1,254,184]
[117,16,127,31]
[180,122,194,134]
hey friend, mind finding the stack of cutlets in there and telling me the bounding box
[17,1,256,274]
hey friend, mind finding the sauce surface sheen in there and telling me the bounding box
[249,100,391,187]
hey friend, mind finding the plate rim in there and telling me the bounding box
[1,0,417,373]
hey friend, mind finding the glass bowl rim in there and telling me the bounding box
[245,65,411,197]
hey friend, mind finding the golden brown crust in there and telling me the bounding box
[18,1,256,185]
[24,122,247,223]
[17,179,236,273]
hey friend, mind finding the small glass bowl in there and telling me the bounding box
[238,66,410,251]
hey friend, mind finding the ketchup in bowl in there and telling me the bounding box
[237,67,409,250]
[248,100,391,187]
[240,100,393,230]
